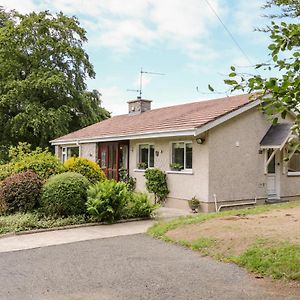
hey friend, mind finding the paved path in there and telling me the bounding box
[0,234,295,300]
[0,207,190,253]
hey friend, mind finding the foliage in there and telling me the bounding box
[0,9,110,156]
[0,163,14,181]
[188,196,200,210]
[0,171,42,214]
[41,172,89,217]
[170,163,183,171]
[0,212,88,235]
[222,0,300,139]
[137,162,148,170]
[122,192,157,219]
[144,168,169,204]
[86,180,130,222]
[119,168,136,191]
[64,157,106,184]
[12,146,65,180]
[236,240,300,280]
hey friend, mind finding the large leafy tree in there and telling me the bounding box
[0,9,109,156]
[223,0,300,138]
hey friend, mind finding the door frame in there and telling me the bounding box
[266,149,281,199]
[98,141,129,181]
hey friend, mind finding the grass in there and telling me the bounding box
[0,212,89,235]
[235,240,300,281]
[147,201,300,281]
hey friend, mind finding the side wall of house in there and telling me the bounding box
[207,108,269,210]
[129,137,209,210]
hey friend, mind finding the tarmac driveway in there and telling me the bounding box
[0,234,296,300]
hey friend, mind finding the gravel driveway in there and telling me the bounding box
[0,234,296,300]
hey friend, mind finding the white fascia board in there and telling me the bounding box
[50,128,196,146]
[260,145,280,149]
[195,100,260,136]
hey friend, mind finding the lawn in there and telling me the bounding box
[147,201,300,281]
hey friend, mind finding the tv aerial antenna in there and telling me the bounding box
[127,67,165,99]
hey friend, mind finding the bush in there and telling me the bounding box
[64,157,106,184]
[0,171,42,214]
[119,168,136,192]
[41,172,89,217]
[0,163,14,181]
[0,143,65,181]
[123,192,156,219]
[144,168,169,204]
[87,180,129,222]
[12,149,65,180]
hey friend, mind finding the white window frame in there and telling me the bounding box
[137,143,155,168]
[170,141,193,171]
[287,150,300,176]
[61,146,80,163]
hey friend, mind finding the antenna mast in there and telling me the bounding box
[127,67,165,99]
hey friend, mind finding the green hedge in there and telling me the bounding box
[41,172,89,217]
[64,157,106,184]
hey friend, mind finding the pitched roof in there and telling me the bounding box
[260,123,292,149]
[51,94,258,144]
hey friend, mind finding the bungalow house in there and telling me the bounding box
[50,94,300,212]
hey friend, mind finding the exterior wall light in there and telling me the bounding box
[196,138,205,144]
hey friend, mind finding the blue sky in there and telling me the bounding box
[1,0,275,115]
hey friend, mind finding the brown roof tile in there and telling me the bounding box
[52,94,256,142]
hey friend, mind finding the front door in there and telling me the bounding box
[267,150,278,198]
[98,141,129,181]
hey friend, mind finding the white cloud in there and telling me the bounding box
[99,86,128,116]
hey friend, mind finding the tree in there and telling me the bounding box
[223,0,300,139]
[0,9,110,159]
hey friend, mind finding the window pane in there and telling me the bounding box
[139,144,149,167]
[67,147,79,159]
[172,142,184,166]
[288,151,300,172]
[267,149,275,174]
[185,143,193,169]
[149,145,154,167]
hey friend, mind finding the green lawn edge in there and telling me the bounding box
[147,201,300,281]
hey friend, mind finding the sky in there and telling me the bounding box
[0,0,275,115]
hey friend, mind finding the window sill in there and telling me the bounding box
[287,172,300,177]
[166,170,193,175]
[133,169,146,173]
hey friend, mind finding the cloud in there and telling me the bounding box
[99,86,128,116]
[1,0,224,59]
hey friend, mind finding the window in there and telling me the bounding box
[171,142,193,170]
[288,151,300,173]
[138,144,154,168]
[62,146,79,163]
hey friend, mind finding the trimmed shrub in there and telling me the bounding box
[0,171,42,214]
[12,149,65,180]
[64,157,106,184]
[86,180,129,222]
[123,192,156,219]
[144,168,169,204]
[41,172,89,217]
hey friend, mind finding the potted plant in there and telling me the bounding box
[137,162,148,170]
[170,163,184,171]
[188,196,200,213]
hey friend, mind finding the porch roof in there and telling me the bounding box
[260,123,292,149]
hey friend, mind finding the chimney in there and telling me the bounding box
[128,97,152,115]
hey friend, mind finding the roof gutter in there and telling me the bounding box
[50,128,196,146]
